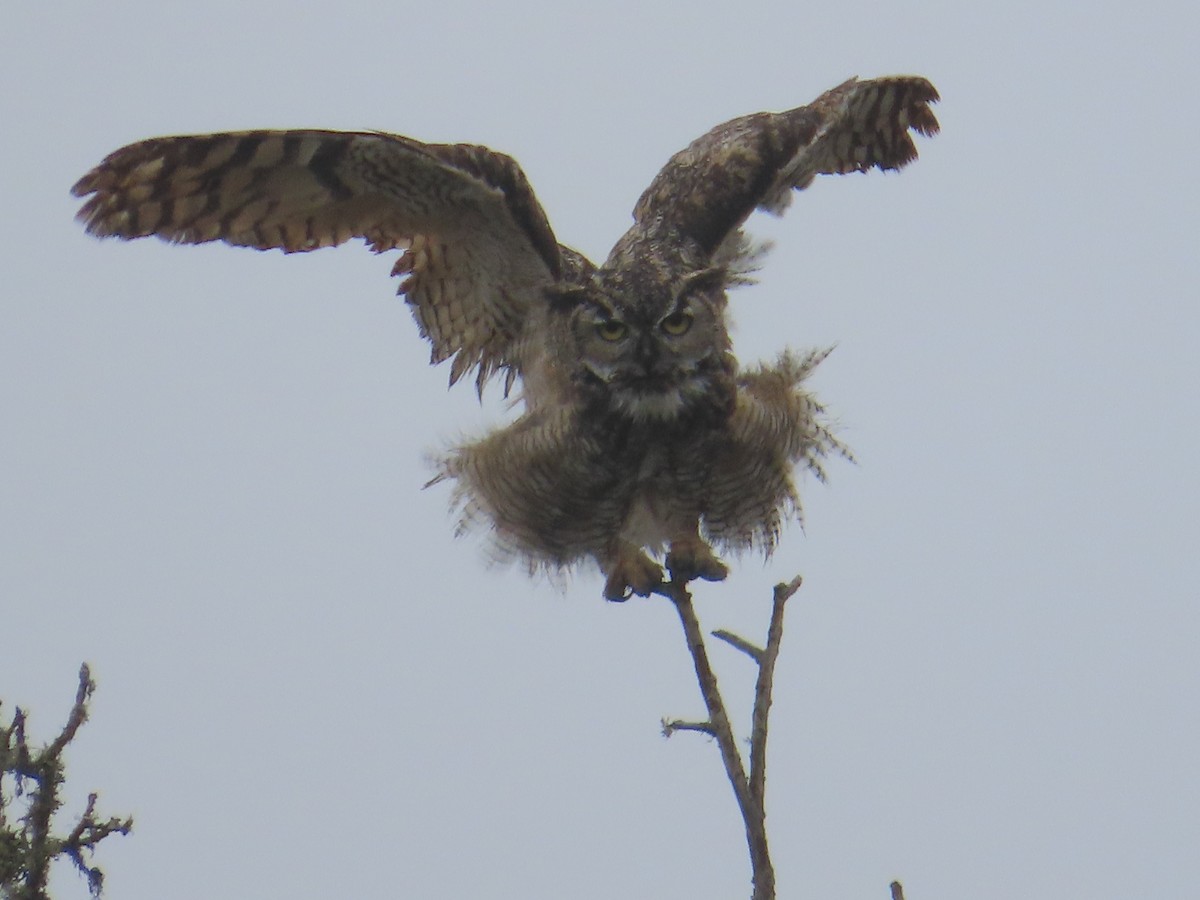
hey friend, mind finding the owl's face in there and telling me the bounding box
[564,264,733,422]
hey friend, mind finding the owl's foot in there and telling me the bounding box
[603,545,664,602]
[666,537,729,585]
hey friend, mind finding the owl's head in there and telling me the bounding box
[555,259,735,422]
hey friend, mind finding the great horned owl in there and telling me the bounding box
[73,75,939,600]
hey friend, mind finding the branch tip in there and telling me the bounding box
[772,574,803,604]
[661,718,716,738]
[47,664,96,759]
[711,629,765,662]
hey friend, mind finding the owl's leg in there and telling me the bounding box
[666,529,729,586]
[601,541,664,602]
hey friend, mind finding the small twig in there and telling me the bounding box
[890,880,906,900]
[61,794,133,896]
[711,630,764,662]
[9,708,31,782]
[661,718,715,738]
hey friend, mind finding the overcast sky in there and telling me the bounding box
[3,2,1197,898]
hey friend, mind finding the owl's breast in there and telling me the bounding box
[605,421,727,549]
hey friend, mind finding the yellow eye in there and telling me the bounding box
[660,310,693,336]
[596,320,628,342]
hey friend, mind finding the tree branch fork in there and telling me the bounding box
[655,574,802,900]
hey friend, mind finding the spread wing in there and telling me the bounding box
[631,75,940,255]
[72,130,566,391]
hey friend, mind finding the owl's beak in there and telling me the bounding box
[634,332,659,370]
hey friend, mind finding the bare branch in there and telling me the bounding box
[748,577,799,807]
[661,718,715,738]
[711,630,764,662]
[659,578,775,900]
[891,880,906,900]
[774,575,804,604]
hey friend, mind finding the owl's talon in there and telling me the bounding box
[603,548,664,601]
[666,539,729,585]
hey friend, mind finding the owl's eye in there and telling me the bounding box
[596,320,628,342]
[660,310,694,336]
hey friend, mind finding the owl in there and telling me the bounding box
[73,75,939,601]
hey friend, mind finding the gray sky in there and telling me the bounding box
[3,2,1197,898]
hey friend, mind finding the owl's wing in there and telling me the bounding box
[632,76,939,255]
[72,130,563,391]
